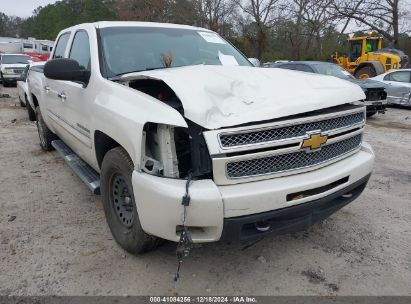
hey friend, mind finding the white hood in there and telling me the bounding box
[121,65,365,129]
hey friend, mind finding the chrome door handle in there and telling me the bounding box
[44,85,50,92]
[57,92,67,101]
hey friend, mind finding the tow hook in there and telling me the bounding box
[255,221,271,232]
[341,193,353,198]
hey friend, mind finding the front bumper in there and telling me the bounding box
[364,99,387,114]
[220,173,370,242]
[132,143,374,243]
[1,74,21,83]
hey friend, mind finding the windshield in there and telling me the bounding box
[99,27,251,78]
[1,55,31,64]
[313,63,355,80]
[365,39,379,53]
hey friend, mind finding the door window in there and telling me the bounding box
[53,32,71,59]
[69,31,91,70]
[349,40,362,62]
[384,71,411,83]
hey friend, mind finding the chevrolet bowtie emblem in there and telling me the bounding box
[301,133,328,151]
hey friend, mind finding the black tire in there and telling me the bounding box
[27,100,36,121]
[35,107,57,151]
[101,147,160,254]
[19,96,26,107]
[367,111,376,118]
[354,66,377,79]
[3,81,8,87]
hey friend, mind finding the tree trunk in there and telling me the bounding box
[392,0,399,48]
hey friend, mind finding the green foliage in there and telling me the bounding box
[15,0,117,40]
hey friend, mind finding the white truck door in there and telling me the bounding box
[54,30,95,164]
[43,32,72,137]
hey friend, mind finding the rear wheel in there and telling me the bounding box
[27,101,36,121]
[101,147,160,254]
[35,107,57,151]
[19,96,26,107]
[354,66,376,79]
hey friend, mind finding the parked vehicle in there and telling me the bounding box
[17,62,44,114]
[332,34,408,78]
[0,37,53,62]
[17,65,30,107]
[0,54,31,86]
[27,22,375,254]
[371,69,411,107]
[269,61,388,117]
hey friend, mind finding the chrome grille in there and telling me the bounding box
[226,134,362,178]
[365,88,385,101]
[219,112,364,148]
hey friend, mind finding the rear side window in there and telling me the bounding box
[384,71,411,83]
[53,32,70,59]
[69,31,91,70]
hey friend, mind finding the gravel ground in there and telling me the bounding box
[0,85,410,296]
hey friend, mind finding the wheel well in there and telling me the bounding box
[31,94,39,108]
[94,131,120,169]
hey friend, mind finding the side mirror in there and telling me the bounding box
[44,58,90,85]
[248,58,261,67]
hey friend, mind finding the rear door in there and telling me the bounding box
[42,31,71,134]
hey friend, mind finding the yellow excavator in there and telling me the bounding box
[332,34,409,79]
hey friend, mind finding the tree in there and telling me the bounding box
[19,0,116,40]
[235,0,284,59]
[330,0,409,48]
[194,0,237,35]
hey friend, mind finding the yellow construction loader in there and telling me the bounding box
[332,35,409,79]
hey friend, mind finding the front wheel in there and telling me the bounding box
[100,147,160,254]
[354,66,376,79]
[35,107,57,151]
[367,111,376,118]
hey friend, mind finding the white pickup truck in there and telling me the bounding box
[27,22,374,254]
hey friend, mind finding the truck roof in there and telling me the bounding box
[64,21,212,33]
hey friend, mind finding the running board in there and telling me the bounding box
[51,140,100,195]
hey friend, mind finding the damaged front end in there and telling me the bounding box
[125,78,213,180]
[142,122,212,180]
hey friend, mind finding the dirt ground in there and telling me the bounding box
[0,85,410,296]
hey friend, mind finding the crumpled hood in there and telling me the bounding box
[121,65,366,129]
[348,78,387,90]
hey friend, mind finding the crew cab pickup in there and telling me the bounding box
[27,22,375,253]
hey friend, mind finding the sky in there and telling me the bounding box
[1,0,59,17]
